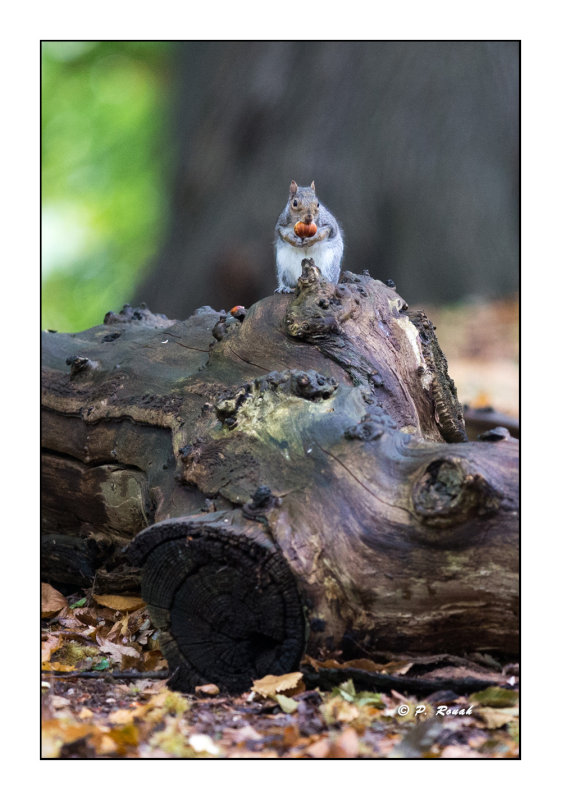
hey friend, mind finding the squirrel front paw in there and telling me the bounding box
[286,233,305,247]
[275,286,295,294]
[301,227,329,246]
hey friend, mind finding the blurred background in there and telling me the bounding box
[41,40,519,425]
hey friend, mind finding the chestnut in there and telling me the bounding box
[294,221,318,239]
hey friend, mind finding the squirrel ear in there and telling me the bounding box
[289,180,298,195]
[311,180,316,192]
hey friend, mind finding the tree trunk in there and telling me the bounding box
[41,265,519,691]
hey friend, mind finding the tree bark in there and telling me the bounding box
[41,265,519,691]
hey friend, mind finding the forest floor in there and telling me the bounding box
[41,296,520,759]
[41,588,519,759]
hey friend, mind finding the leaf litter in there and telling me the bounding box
[41,585,519,759]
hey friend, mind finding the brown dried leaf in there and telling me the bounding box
[195,683,221,696]
[41,634,62,664]
[143,649,168,671]
[306,737,331,758]
[57,610,90,629]
[41,583,67,618]
[108,708,137,726]
[91,733,118,756]
[476,706,519,730]
[106,616,129,642]
[303,654,413,675]
[131,679,169,696]
[41,719,95,758]
[108,723,140,755]
[121,653,143,670]
[73,609,99,626]
[227,724,262,744]
[282,724,300,747]
[42,661,77,672]
[93,594,145,612]
[332,727,360,758]
[96,636,142,667]
[320,696,360,725]
[252,672,304,698]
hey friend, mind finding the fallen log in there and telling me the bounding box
[41,262,519,691]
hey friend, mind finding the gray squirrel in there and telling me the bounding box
[274,180,344,292]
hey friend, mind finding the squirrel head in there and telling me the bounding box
[288,180,319,224]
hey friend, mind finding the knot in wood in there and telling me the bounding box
[214,384,252,426]
[285,270,365,340]
[288,370,338,400]
[65,355,99,379]
[345,409,397,441]
[297,259,322,287]
[242,486,281,519]
[412,458,501,528]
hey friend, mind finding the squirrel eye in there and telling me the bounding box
[292,199,298,207]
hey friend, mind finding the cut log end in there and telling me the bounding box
[127,517,307,692]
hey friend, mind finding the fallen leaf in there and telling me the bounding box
[92,733,118,756]
[195,683,220,696]
[143,650,168,671]
[41,719,95,758]
[332,727,360,758]
[320,696,360,725]
[306,737,331,758]
[50,696,71,709]
[189,733,220,755]
[440,745,484,758]
[96,636,142,667]
[41,634,61,663]
[108,723,140,755]
[334,679,357,702]
[275,694,299,714]
[469,686,519,708]
[252,672,303,698]
[131,679,168,696]
[304,654,413,675]
[145,689,176,709]
[93,594,146,612]
[476,706,519,730]
[227,725,262,744]
[108,708,136,725]
[41,583,67,618]
[42,661,77,673]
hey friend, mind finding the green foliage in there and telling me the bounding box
[275,694,299,714]
[332,679,385,708]
[42,41,172,332]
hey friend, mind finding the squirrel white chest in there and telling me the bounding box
[275,237,334,286]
